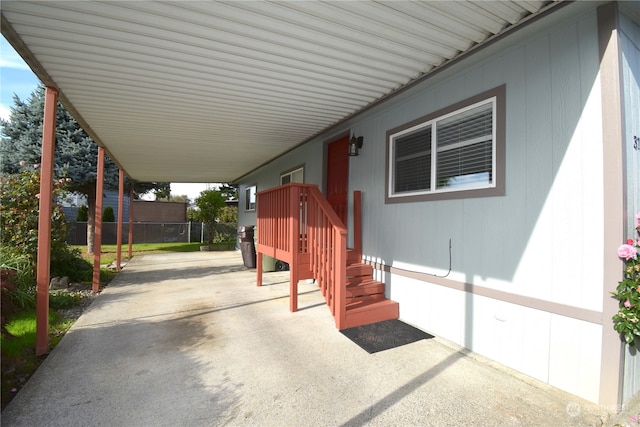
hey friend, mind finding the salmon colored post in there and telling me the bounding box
[116,169,124,271]
[256,250,263,286]
[289,186,300,312]
[35,86,58,356]
[128,185,134,258]
[353,191,362,261]
[92,147,105,293]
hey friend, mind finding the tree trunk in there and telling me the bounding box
[86,186,97,255]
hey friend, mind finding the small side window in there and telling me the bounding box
[280,166,304,184]
[245,185,256,211]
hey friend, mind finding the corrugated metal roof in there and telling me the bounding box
[1,1,554,183]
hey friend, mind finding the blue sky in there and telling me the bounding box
[0,36,211,200]
[0,37,41,121]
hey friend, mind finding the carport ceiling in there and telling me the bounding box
[2,1,555,183]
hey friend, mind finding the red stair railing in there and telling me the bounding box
[256,184,348,329]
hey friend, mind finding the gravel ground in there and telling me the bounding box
[55,283,100,321]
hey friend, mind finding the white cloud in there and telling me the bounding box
[171,183,215,200]
[0,56,32,71]
[0,104,11,121]
[0,39,31,70]
[140,183,215,202]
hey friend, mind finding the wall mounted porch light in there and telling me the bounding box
[348,136,364,156]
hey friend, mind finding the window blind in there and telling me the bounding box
[436,103,493,189]
[394,125,431,192]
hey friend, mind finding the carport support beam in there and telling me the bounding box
[92,147,105,293]
[35,86,59,356]
[128,184,134,258]
[116,169,124,271]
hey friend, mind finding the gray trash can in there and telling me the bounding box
[238,226,256,268]
[238,225,255,241]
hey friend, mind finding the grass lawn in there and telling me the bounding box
[1,310,75,409]
[72,241,234,265]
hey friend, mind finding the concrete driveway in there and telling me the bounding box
[1,251,628,426]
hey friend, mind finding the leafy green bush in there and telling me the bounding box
[102,206,115,222]
[195,189,226,245]
[0,163,69,266]
[612,213,640,346]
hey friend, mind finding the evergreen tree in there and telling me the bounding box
[102,206,115,222]
[218,183,238,201]
[0,85,169,253]
[76,205,88,221]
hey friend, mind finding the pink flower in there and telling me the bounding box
[618,244,638,261]
[33,163,39,169]
[628,239,635,245]
[35,193,41,199]
[624,299,632,308]
[66,178,71,182]
[19,160,25,167]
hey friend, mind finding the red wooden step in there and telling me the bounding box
[346,279,385,298]
[346,293,386,307]
[347,249,361,264]
[343,298,399,329]
[346,263,373,278]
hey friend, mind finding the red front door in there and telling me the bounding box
[327,136,349,225]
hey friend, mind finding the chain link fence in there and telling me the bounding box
[67,222,237,245]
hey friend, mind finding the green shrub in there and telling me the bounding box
[50,246,93,282]
[102,206,115,222]
[0,163,90,289]
[49,292,81,310]
[0,163,69,266]
[0,249,36,310]
[76,205,88,221]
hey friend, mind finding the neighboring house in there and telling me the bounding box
[61,190,131,222]
[65,196,188,245]
[62,192,188,224]
[236,2,639,407]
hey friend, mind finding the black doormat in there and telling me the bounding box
[340,319,434,354]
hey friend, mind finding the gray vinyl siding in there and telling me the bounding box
[620,9,640,403]
[353,8,602,305]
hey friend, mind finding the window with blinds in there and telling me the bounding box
[394,125,431,192]
[387,87,503,202]
[436,103,493,190]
